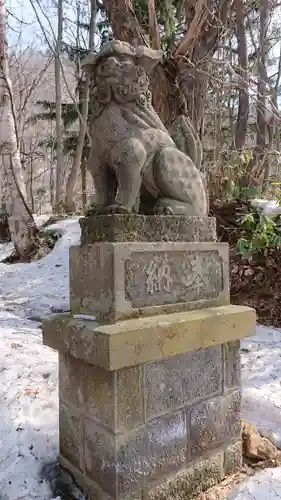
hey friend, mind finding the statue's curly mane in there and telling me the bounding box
[90,57,153,119]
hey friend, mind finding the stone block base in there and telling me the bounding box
[60,442,241,500]
[79,214,217,245]
[43,305,255,500]
[56,340,243,499]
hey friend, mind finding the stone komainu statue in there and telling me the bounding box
[82,40,208,216]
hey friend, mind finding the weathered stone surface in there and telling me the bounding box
[84,420,145,498]
[59,353,115,428]
[125,249,224,308]
[148,450,225,500]
[44,305,256,371]
[116,366,144,432]
[80,215,217,244]
[224,341,241,390]
[84,420,118,497]
[117,429,146,497]
[145,346,222,419]
[60,457,116,500]
[59,404,82,471]
[70,244,114,320]
[61,444,240,500]
[82,40,208,217]
[146,412,186,481]
[69,241,229,321]
[190,391,241,457]
[59,353,144,432]
[224,440,242,475]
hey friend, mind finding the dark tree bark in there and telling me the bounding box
[234,0,249,150]
[248,0,270,187]
[81,154,87,209]
[103,0,234,133]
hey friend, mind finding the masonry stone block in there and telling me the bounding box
[59,352,144,433]
[189,390,241,457]
[83,420,145,498]
[147,449,225,500]
[224,341,241,390]
[224,440,242,476]
[59,403,82,471]
[80,215,217,245]
[44,305,255,371]
[146,412,187,481]
[145,346,222,419]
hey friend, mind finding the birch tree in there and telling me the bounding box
[0,0,37,259]
[55,0,64,210]
[65,0,96,213]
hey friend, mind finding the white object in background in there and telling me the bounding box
[251,198,281,217]
[73,314,97,321]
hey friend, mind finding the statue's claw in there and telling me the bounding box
[85,203,131,216]
[153,204,174,215]
[103,204,131,215]
[84,204,105,216]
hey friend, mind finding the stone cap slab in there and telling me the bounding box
[80,215,217,244]
[43,304,256,371]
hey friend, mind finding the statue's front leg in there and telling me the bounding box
[87,151,117,214]
[108,138,146,213]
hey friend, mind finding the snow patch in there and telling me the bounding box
[228,467,281,499]
[0,217,81,499]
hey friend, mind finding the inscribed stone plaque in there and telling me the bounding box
[70,241,229,321]
[125,250,224,308]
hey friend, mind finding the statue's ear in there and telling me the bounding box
[81,52,98,74]
[135,46,163,74]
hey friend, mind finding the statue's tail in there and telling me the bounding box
[169,115,203,172]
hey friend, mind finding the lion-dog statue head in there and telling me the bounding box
[82,40,163,119]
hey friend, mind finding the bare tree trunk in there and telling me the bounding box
[49,122,56,211]
[254,0,270,188]
[234,0,249,150]
[102,0,183,128]
[103,0,233,133]
[0,0,37,259]
[103,0,147,46]
[240,0,270,189]
[179,62,209,135]
[268,41,281,153]
[65,0,96,213]
[55,0,64,211]
[147,0,160,49]
[81,152,87,209]
[256,0,269,155]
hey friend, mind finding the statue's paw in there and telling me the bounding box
[103,204,131,215]
[84,204,106,216]
[153,204,174,215]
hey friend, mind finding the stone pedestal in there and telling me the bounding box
[43,215,256,500]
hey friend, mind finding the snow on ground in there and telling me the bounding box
[2,215,281,498]
[227,327,281,499]
[242,325,281,448]
[0,217,80,321]
[0,217,80,500]
[228,468,281,499]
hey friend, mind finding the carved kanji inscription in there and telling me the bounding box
[124,251,223,307]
